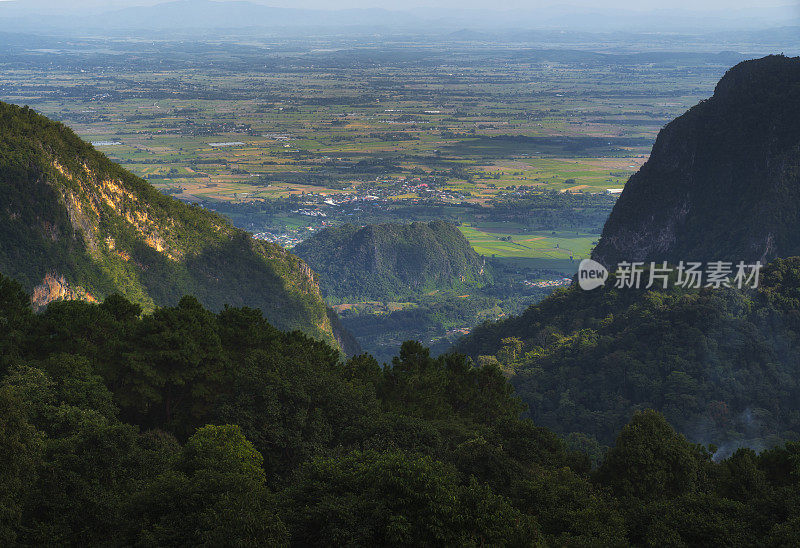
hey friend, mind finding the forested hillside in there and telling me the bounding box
[293,221,491,302]
[0,102,343,347]
[3,272,800,545]
[457,256,800,454]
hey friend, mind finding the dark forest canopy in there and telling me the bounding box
[2,272,800,545]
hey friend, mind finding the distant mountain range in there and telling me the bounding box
[0,0,797,33]
[0,0,419,31]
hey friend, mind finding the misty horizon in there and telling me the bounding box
[0,0,797,36]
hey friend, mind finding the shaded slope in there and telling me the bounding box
[455,56,800,449]
[457,258,800,449]
[0,101,340,346]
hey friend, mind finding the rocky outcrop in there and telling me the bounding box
[593,55,800,269]
[31,273,97,309]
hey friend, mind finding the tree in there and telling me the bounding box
[0,274,32,373]
[130,424,287,546]
[594,410,702,500]
[285,449,541,546]
[0,386,43,544]
[119,296,229,435]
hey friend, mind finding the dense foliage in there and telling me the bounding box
[457,257,800,455]
[0,101,338,345]
[339,292,547,364]
[293,221,492,302]
[3,272,800,545]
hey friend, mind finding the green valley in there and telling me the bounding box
[294,220,565,361]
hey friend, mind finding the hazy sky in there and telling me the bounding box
[0,0,792,11]
[266,0,789,9]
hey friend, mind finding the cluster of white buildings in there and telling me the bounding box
[523,278,573,289]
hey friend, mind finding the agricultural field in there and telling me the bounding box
[459,224,596,260]
[0,36,732,265]
[0,38,728,210]
[459,223,596,273]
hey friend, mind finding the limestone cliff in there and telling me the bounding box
[592,55,800,269]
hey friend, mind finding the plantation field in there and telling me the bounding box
[0,36,732,265]
[460,223,597,260]
[50,99,649,203]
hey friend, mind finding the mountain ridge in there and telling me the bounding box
[455,55,800,450]
[0,101,349,349]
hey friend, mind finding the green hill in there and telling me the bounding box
[293,220,492,302]
[0,101,345,348]
[457,258,800,451]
